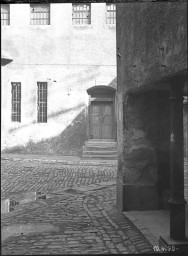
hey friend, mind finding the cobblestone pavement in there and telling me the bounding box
[1,158,116,200]
[1,157,154,255]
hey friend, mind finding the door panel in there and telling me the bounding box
[90,103,113,139]
[91,105,100,139]
[102,104,113,139]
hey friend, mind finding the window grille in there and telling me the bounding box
[106,4,116,24]
[72,4,91,25]
[30,4,50,25]
[11,82,21,122]
[1,4,10,26]
[37,82,47,123]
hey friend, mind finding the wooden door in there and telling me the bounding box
[101,103,113,139]
[91,104,101,139]
[90,102,113,139]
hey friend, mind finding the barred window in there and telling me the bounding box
[72,4,91,25]
[106,4,116,24]
[1,4,10,26]
[30,4,50,25]
[11,82,21,122]
[37,82,47,123]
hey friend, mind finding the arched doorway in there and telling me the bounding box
[86,86,116,141]
[82,86,117,160]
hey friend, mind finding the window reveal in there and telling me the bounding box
[1,4,10,26]
[37,82,47,123]
[30,4,50,25]
[72,4,91,25]
[106,4,116,25]
[11,82,21,122]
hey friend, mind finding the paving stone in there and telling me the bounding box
[1,156,153,255]
[67,241,80,244]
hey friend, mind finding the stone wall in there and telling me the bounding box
[117,91,171,210]
[117,90,171,211]
[117,2,187,92]
[116,1,186,211]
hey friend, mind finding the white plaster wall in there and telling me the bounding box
[1,3,117,150]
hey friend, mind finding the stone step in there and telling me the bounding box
[85,142,117,147]
[85,139,116,142]
[83,146,117,151]
[82,154,117,160]
[86,139,115,141]
[82,140,117,160]
[82,150,117,155]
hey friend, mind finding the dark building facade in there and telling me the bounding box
[116,2,187,211]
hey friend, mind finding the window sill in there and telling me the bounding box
[72,24,92,29]
[105,24,116,28]
[37,122,48,124]
[1,25,11,28]
[29,25,51,28]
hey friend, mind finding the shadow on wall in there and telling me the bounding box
[3,108,87,156]
[2,78,117,156]
[8,104,85,134]
[108,77,117,89]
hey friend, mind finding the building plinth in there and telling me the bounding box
[159,235,188,253]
